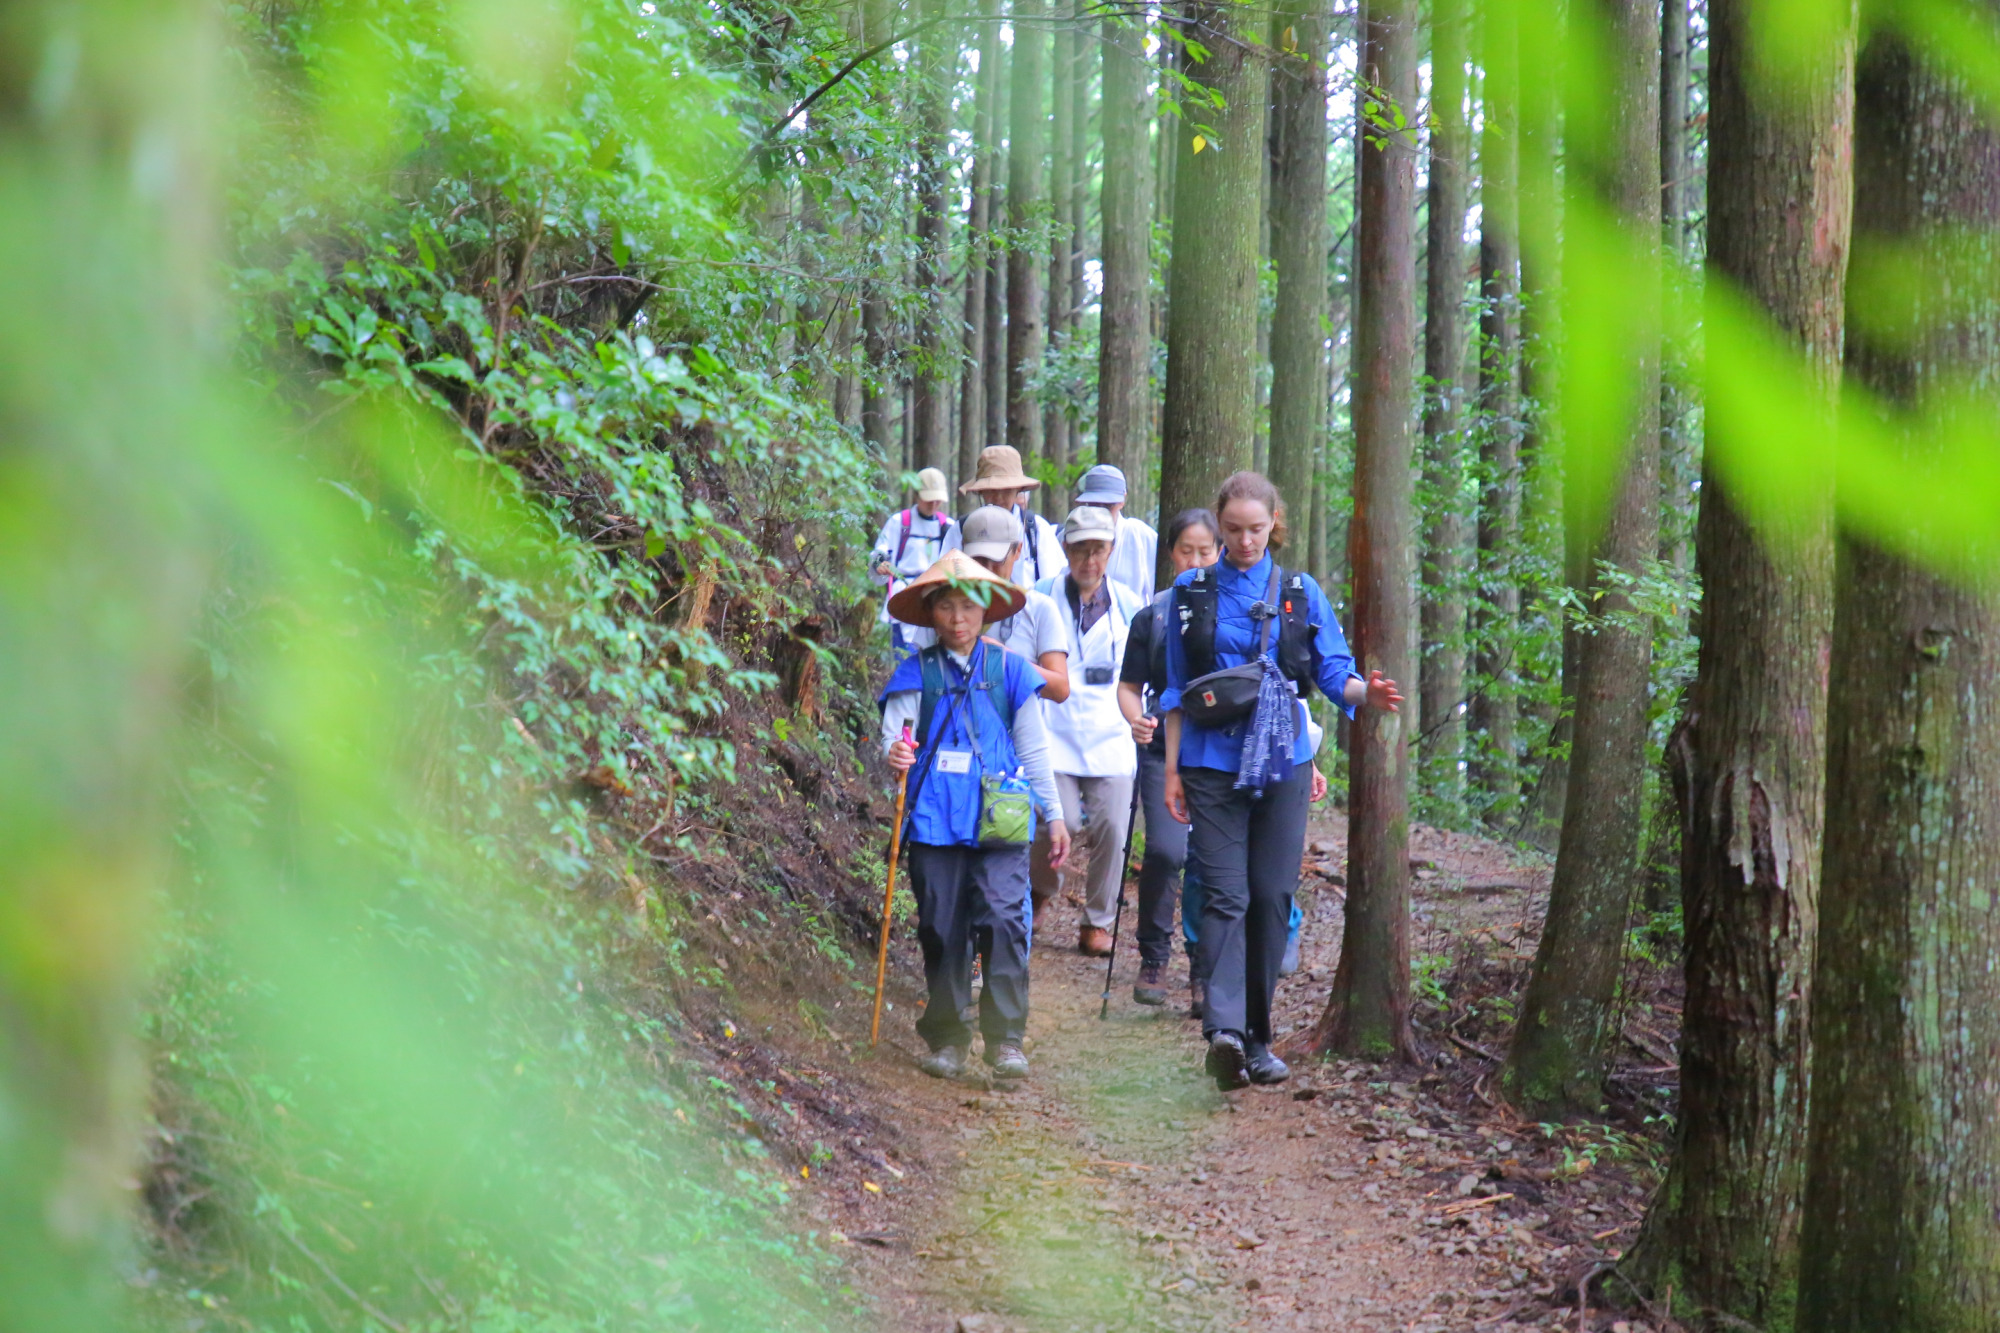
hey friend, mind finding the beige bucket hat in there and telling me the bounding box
[885,549,1029,628]
[958,445,1041,496]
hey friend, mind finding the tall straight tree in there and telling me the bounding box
[860,0,896,460]
[1658,0,1694,570]
[1268,0,1332,568]
[1044,4,1075,509]
[1419,0,1471,801]
[1299,0,1418,1060]
[960,0,1003,484]
[1798,17,2000,1331]
[1516,0,1571,844]
[985,39,1010,454]
[1626,0,1853,1321]
[1470,0,1520,814]
[1096,11,1151,486]
[1006,0,1049,475]
[1156,0,1270,567]
[910,0,955,474]
[1504,0,1661,1114]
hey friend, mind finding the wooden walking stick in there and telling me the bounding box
[871,721,915,1047]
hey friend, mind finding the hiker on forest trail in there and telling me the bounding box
[1030,506,1144,956]
[905,505,1071,702]
[1073,463,1159,603]
[1119,511,1319,1016]
[942,446,1067,587]
[871,467,955,655]
[1160,472,1402,1092]
[881,551,1069,1082]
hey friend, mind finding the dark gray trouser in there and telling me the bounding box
[1183,763,1309,1045]
[909,843,1032,1051]
[1135,748,1187,966]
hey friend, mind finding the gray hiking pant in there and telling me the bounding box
[909,843,1032,1051]
[1183,763,1309,1045]
[1030,772,1135,931]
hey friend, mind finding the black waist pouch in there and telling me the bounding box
[1178,564,1279,729]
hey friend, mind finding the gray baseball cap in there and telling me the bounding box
[1061,503,1118,547]
[1074,464,1128,505]
[961,504,1024,560]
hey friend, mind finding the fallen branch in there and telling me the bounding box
[283,1229,409,1333]
[1442,1192,1513,1216]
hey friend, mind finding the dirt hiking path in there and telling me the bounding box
[770,812,1659,1333]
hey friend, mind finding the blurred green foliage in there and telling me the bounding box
[2,0,911,1328]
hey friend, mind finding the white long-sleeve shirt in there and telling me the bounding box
[880,649,1064,820]
[1104,514,1158,602]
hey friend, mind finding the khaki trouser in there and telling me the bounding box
[1031,772,1135,931]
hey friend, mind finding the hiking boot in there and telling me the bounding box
[987,1043,1030,1081]
[1133,961,1168,1006]
[1187,977,1207,1021]
[919,1045,967,1080]
[1205,1031,1249,1092]
[1279,931,1302,977]
[1246,1041,1290,1085]
[1078,925,1113,957]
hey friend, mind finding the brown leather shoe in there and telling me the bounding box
[1078,925,1113,956]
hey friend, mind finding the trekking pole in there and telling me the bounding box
[1099,779,1144,1020]
[871,721,915,1047]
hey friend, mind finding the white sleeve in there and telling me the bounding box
[1036,594,1072,661]
[882,691,919,752]
[940,522,965,555]
[871,516,901,582]
[1011,697,1065,819]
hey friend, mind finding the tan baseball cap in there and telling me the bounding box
[914,467,949,503]
[1061,504,1117,548]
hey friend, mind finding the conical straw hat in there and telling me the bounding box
[885,549,1029,628]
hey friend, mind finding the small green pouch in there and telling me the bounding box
[977,771,1033,849]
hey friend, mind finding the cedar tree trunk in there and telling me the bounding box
[1156,0,1270,558]
[1268,0,1331,549]
[1505,0,1661,1115]
[1097,11,1152,484]
[1797,19,2000,1332]
[1006,0,1048,470]
[1419,0,1471,804]
[1299,0,1418,1061]
[1623,0,1852,1321]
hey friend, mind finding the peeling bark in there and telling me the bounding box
[1798,19,2000,1332]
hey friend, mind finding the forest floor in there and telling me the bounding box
[722,808,1684,1333]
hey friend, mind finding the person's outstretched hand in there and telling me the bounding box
[1364,670,1404,713]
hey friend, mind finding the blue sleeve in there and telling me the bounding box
[1158,571,1192,713]
[1304,575,1360,718]
[879,652,925,704]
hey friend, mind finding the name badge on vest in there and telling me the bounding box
[935,749,974,774]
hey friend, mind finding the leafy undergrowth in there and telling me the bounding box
[130,3,930,1329]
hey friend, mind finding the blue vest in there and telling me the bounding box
[895,644,1034,848]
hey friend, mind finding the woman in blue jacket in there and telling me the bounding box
[881,551,1070,1082]
[1160,473,1402,1090]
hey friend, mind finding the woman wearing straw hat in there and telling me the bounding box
[880,550,1070,1081]
[942,446,1068,587]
